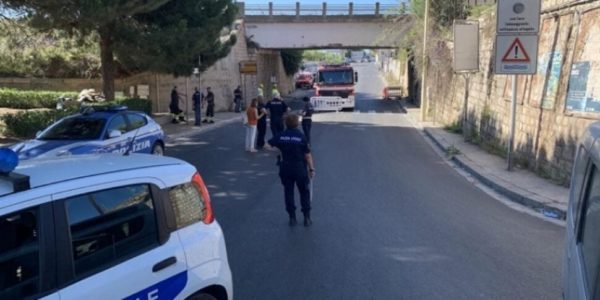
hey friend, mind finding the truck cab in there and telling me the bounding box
[311,63,358,111]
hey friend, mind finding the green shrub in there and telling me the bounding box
[1,109,76,138]
[116,98,152,115]
[0,88,78,109]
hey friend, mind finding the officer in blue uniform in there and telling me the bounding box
[268,114,316,226]
[265,92,290,138]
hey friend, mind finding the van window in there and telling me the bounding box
[579,165,600,298]
[65,185,159,279]
[0,208,39,299]
[572,147,590,227]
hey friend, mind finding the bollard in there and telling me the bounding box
[349,2,353,16]
[375,2,380,16]
[322,2,327,16]
[296,2,300,16]
[269,2,273,16]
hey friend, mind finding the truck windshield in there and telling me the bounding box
[318,70,354,85]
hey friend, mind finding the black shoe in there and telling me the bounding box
[171,119,178,124]
[202,119,208,123]
[304,217,312,227]
[289,216,297,226]
[209,120,215,123]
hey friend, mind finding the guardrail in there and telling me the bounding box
[244,2,408,17]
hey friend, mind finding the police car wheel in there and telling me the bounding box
[189,293,217,300]
[151,143,164,156]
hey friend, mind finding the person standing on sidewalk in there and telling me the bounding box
[234,85,243,113]
[266,91,290,138]
[245,98,265,152]
[192,87,204,126]
[301,96,314,144]
[256,96,268,149]
[170,86,185,123]
[268,114,315,226]
[203,87,215,124]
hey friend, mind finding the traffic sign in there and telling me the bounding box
[496,0,541,34]
[495,35,538,74]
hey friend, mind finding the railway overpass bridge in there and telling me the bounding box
[235,2,414,100]
[241,2,414,49]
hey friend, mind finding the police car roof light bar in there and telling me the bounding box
[80,105,129,115]
[0,172,31,193]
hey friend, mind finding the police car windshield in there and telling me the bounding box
[39,117,106,140]
[318,70,353,85]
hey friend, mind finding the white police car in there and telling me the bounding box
[0,149,232,300]
[11,106,165,160]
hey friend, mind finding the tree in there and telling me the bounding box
[280,49,303,76]
[3,0,237,100]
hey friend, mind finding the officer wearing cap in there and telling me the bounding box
[265,91,290,138]
[268,114,316,226]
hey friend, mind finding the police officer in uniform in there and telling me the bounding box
[256,96,268,149]
[268,114,316,226]
[301,96,315,144]
[265,91,290,138]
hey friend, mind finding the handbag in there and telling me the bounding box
[242,112,248,125]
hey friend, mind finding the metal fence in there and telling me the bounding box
[244,2,408,16]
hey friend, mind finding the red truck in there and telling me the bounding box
[295,72,314,89]
[311,63,358,111]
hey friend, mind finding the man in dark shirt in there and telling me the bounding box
[169,86,184,123]
[256,96,268,149]
[203,87,215,124]
[192,87,204,126]
[233,85,243,113]
[265,92,290,138]
[268,114,316,226]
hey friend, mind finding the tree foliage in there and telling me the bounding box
[280,49,303,76]
[303,50,344,64]
[2,0,238,100]
[0,20,101,78]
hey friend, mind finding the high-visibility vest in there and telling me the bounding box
[257,87,264,97]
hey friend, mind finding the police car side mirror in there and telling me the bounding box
[108,130,122,139]
[354,72,358,82]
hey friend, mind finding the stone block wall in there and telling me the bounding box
[388,0,600,185]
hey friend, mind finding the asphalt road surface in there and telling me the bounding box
[167,63,565,299]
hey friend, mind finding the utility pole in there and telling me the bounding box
[420,0,430,121]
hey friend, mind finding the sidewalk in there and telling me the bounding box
[155,111,242,141]
[402,102,569,222]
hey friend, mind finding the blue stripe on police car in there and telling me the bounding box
[123,271,187,300]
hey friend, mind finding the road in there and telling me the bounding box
[167,63,565,299]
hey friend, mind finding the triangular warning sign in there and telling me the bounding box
[502,38,530,62]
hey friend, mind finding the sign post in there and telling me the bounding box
[494,0,541,171]
[453,20,480,137]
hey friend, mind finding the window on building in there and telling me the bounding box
[0,208,40,299]
[65,185,159,278]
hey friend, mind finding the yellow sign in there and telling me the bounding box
[239,61,258,74]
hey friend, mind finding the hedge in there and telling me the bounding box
[0,88,78,109]
[0,89,152,114]
[2,109,77,138]
[1,98,153,138]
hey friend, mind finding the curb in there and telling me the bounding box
[165,116,242,142]
[423,128,567,221]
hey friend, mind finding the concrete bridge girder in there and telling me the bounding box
[245,15,413,49]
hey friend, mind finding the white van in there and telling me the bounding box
[564,122,600,299]
[0,153,232,300]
